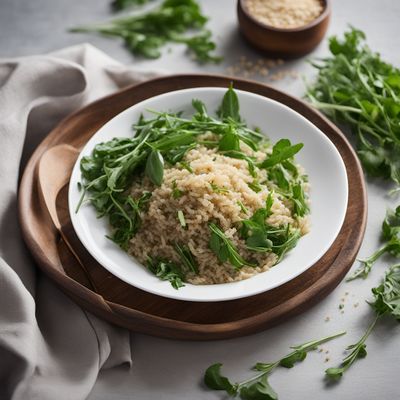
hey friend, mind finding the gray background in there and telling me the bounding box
[1,0,400,399]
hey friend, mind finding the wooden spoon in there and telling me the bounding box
[38,144,98,292]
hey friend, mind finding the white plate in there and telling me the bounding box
[69,87,348,302]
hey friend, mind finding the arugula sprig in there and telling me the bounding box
[204,331,346,399]
[146,257,185,289]
[209,223,255,270]
[240,193,301,261]
[347,206,400,281]
[71,0,221,63]
[258,139,309,217]
[326,264,400,379]
[174,243,198,273]
[307,28,400,188]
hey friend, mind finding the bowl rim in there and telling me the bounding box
[238,0,331,33]
[68,86,349,303]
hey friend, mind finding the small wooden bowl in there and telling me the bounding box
[237,0,331,58]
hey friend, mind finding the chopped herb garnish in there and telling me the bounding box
[180,161,194,173]
[209,223,255,270]
[210,183,229,194]
[237,200,249,215]
[172,180,184,199]
[174,243,198,273]
[146,257,184,289]
[177,210,187,229]
[205,331,346,399]
[347,206,400,281]
[248,180,263,193]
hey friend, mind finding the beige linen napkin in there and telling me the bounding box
[0,44,162,400]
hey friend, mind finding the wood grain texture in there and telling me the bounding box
[237,0,331,58]
[18,75,367,340]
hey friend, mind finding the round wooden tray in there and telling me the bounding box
[19,75,367,340]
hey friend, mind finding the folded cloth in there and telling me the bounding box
[0,44,162,400]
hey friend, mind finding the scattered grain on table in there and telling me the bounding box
[225,55,297,82]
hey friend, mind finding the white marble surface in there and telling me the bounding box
[2,0,400,399]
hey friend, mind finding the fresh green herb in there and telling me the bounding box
[112,0,153,10]
[291,182,310,217]
[240,194,301,260]
[145,149,164,186]
[172,180,183,199]
[218,128,241,152]
[177,210,187,229]
[259,139,303,169]
[204,331,346,399]
[307,28,400,188]
[209,223,255,270]
[237,200,249,215]
[106,191,152,250]
[326,265,400,380]
[248,180,262,193]
[347,206,400,281]
[174,243,198,273]
[71,0,220,63]
[218,84,241,122]
[210,183,229,194]
[180,161,193,173]
[146,257,184,289]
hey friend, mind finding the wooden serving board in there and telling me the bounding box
[19,75,367,340]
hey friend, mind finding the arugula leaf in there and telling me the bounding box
[347,206,400,281]
[146,257,185,289]
[259,139,304,169]
[239,375,278,400]
[209,223,255,269]
[218,84,240,122]
[218,128,240,152]
[204,331,345,399]
[174,243,198,273]
[204,364,237,396]
[240,195,300,260]
[291,182,310,217]
[370,264,400,318]
[145,149,164,186]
